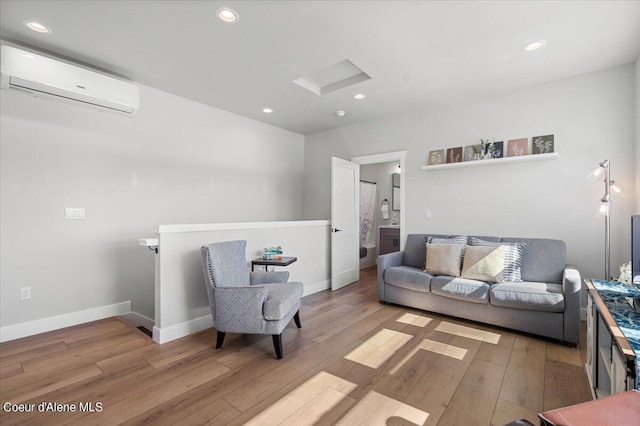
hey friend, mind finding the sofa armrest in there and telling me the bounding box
[377,251,404,302]
[562,264,581,345]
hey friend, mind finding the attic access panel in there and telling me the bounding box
[293,59,370,96]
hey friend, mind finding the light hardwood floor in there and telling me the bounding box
[0,267,591,425]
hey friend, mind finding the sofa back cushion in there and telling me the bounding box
[501,238,566,284]
[404,234,448,268]
[404,234,566,284]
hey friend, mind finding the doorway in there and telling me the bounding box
[359,160,402,269]
[330,151,406,291]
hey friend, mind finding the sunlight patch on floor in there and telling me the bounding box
[244,371,357,426]
[396,312,432,327]
[344,328,413,369]
[336,391,429,426]
[389,338,468,375]
[435,321,501,344]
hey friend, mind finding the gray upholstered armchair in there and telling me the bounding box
[200,240,303,359]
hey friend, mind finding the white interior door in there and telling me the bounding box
[331,157,360,290]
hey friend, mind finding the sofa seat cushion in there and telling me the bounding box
[490,282,564,312]
[384,266,432,293]
[431,276,490,304]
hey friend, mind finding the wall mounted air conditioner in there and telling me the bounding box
[0,45,139,117]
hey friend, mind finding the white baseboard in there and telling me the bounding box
[119,311,155,331]
[153,315,213,344]
[303,279,331,297]
[0,301,131,343]
[581,307,587,321]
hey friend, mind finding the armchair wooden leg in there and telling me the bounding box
[272,334,283,359]
[216,331,226,349]
[294,310,302,329]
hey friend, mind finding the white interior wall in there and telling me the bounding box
[304,64,636,284]
[0,82,304,330]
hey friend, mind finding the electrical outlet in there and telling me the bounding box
[20,286,31,300]
[65,208,85,220]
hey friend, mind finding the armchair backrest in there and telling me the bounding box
[201,240,251,288]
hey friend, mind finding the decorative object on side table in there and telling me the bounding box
[507,138,528,157]
[263,246,283,260]
[428,149,444,165]
[532,134,554,154]
[446,147,462,163]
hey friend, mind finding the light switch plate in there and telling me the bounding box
[425,210,432,219]
[65,208,85,220]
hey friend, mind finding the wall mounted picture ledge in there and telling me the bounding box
[426,133,555,168]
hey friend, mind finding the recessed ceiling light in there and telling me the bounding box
[23,21,51,34]
[523,40,547,52]
[262,108,273,114]
[216,8,239,24]
[354,93,367,100]
[336,110,346,117]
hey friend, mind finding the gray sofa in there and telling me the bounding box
[377,234,581,345]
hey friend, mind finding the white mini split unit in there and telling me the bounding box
[0,45,139,117]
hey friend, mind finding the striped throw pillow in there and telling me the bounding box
[469,237,526,282]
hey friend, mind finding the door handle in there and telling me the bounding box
[331,228,343,233]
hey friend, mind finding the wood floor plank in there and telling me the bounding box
[475,330,515,367]
[498,335,546,412]
[438,359,506,426]
[305,301,384,343]
[543,359,592,412]
[1,360,154,426]
[20,333,147,372]
[546,341,582,367]
[0,362,23,380]
[490,398,539,426]
[173,398,242,426]
[1,364,103,404]
[404,334,482,425]
[0,341,69,368]
[67,360,230,425]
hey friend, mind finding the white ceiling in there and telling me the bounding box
[1,1,639,135]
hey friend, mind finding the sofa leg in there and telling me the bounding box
[216,331,226,349]
[294,310,302,328]
[272,334,283,359]
[564,341,578,348]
